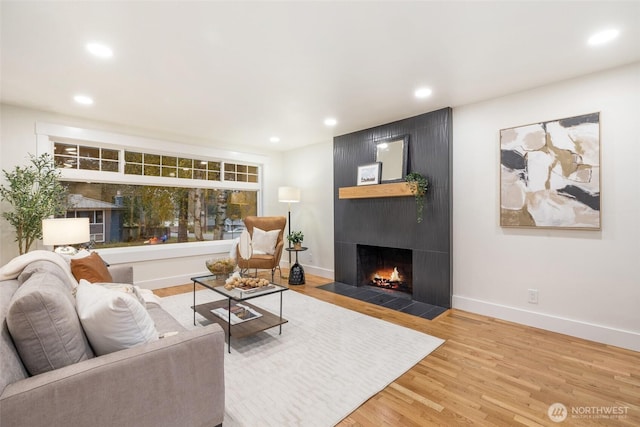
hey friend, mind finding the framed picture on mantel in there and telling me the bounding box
[356,162,381,186]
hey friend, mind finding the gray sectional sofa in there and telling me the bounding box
[0,256,225,427]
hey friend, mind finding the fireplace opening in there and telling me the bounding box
[357,245,412,295]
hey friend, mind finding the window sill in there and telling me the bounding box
[97,240,234,264]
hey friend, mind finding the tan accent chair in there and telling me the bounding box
[237,216,286,281]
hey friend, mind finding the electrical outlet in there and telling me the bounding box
[527,289,539,304]
[308,252,313,263]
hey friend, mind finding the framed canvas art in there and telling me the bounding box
[500,112,600,229]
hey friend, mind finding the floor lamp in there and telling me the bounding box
[278,186,301,266]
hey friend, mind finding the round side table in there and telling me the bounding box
[285,247,307,285]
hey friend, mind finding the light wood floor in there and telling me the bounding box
[156,272,640,426]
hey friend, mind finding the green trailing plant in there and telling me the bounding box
[405,172,428,223]
[0,153,66,254]
[286,230,304,244]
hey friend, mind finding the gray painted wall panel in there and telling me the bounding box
[333,108,452,307]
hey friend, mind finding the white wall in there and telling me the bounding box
[452,62,640,351]
[279,141,335,279]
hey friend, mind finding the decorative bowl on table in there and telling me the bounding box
[205,258,236,276]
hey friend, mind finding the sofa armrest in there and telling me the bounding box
[0,325,225,427]
[108,264,133,283]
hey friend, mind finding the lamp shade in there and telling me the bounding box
[42,218,90,246]
[278,187,301,203]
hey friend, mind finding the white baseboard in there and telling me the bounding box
[452,295,640,352]
[299,264,334,280]
[279,261,334,280]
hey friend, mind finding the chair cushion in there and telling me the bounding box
[7,272,94,376]
[75,280,158,356]
[71,252,113,283]
[252,227,279,255]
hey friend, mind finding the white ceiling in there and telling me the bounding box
[2,1,639,152]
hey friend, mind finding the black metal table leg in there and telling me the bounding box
[227,297,232,353]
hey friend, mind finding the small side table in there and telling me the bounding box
[285,247,307,285]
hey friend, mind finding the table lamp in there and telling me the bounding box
[42,217,90,255]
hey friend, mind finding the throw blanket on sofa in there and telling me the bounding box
[0,250,79,286]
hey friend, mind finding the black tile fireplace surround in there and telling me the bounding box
[333,108,452,309]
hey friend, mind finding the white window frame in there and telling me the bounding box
[36,122,266,262]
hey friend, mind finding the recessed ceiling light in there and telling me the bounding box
[414,87,432,98]
[269,136,280,143]
[73,95,94,105]
[86,42,113,58]
[324,118,337,126]
[588,29,620,46]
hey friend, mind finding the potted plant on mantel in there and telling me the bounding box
[287,230,304,250]
[405,172,428,223]
[0,153,67,254]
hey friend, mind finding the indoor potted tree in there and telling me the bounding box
[287,230,304,250]
[0,153,66,254]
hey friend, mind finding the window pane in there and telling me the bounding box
[60,182,258,249]
[79,158,100,170]
[194,169,206,180]
[248,166,258,174]
[125,151,142,163]
[178,168,192,179]
[102,149,119,161]
[208,162,221,171]
[208,171,221,181]
[248,174,258,183]
[144,154,161,165]
[237,165,247,173]
[125,163,142,175]
[54,143,77,156]
[55,155,77,169]
[162,156,176,166]
[178,158,193,169]
[224,163,235,172]
[144,165,160,176]
[162,167,177,177]
[79,146,100,158]
[224,172,235,181]
[101,160,119,172]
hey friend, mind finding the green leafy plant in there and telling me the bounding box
[286,230,304,244]
[0,153,66,254]
[405,172,429,223]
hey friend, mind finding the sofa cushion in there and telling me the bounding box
[252,226,279,255]
[7,272,94,376]
[76,280,158,356]
[71,252,113,283]
[0,279,29,394]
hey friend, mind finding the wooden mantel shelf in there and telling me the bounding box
[339,182,415,199]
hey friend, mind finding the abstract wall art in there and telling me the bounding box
[500,112,600,229]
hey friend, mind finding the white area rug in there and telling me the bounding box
[161,289,444,427]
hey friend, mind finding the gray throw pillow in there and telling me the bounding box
[7,272,94,376]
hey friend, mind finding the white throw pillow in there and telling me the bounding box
[75,280,158,356]
[251,227,279,255]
